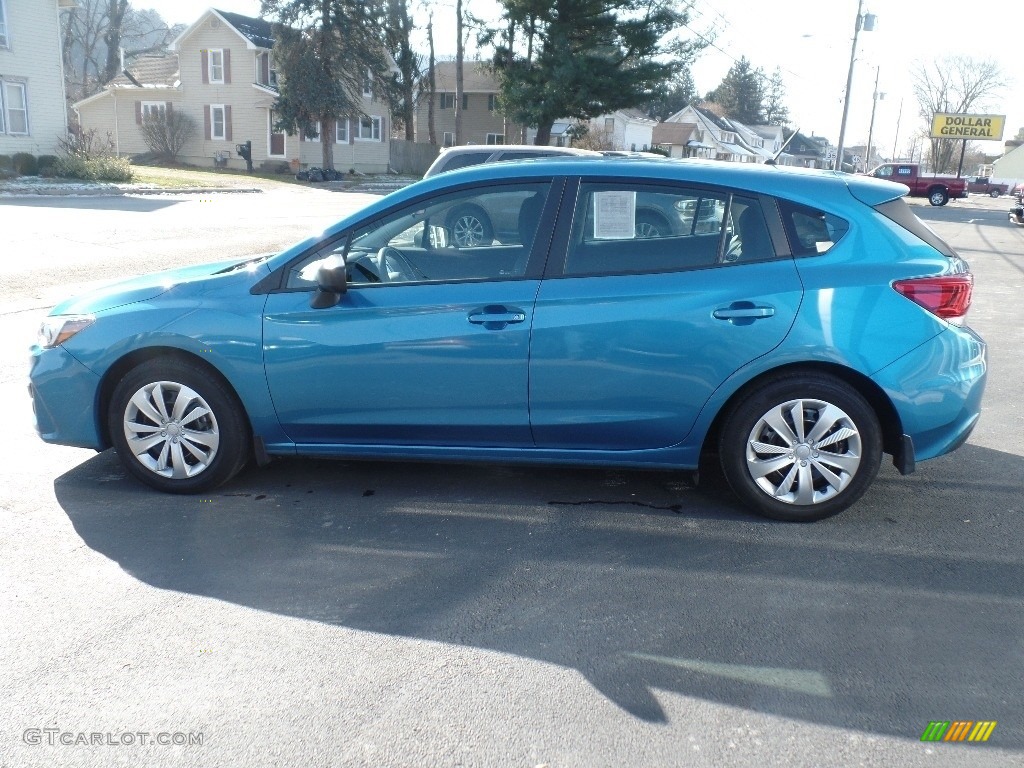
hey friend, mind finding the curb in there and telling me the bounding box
[0,186,265,197]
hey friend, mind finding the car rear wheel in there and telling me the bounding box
[989,189,1001,198]
[108,358,250,493]
[448,206,493,248]
[719,376,882,521]
[928,187,949,206]
[635,212,671,238]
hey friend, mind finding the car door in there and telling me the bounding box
[529,180,803,451]
[262,180,556,448]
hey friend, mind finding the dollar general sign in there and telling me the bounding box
[930,113,1005,140]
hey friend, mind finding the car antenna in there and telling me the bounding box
[765,127,799,166]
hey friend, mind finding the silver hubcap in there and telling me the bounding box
[123,381,220,479]
[745,398,862,506]
[453,215,485,247]
[636,221,661,238]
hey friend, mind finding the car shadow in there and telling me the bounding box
[54,443,1024,746]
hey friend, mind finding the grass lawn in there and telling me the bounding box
[129,164,301,190]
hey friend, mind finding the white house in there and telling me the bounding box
[0,0,74,156]
[663,105,761,163]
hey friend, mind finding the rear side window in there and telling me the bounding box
[874,198,957,258]
[777,200,849,256]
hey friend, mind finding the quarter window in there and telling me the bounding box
[777,199,849,256]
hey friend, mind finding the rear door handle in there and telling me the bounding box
[468,306,528,329]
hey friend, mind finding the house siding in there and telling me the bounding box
[0,0,68,155]
[415,92,524,146]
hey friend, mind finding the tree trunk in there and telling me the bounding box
[102,0,129,84]
[534,121,553,146]
[455,0,464,146]
[427,15,436,145]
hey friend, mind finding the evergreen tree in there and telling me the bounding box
[706,56,765,125]
[763,67,790,126]
[643,66,697,121]
[489,0,704,145]
[262,0,389,169]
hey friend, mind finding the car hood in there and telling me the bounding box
[49,255,272,316]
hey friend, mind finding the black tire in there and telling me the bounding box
[718,375,882,521]
[108,358,250,493]
[447,205,493,247]
[928,187,949,206]
[989,189,1001,198]
[635,211,671,238]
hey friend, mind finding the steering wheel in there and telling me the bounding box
[376,246,425,283]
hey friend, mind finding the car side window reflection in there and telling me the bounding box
[777,200,850,256]
[284,183,550,289]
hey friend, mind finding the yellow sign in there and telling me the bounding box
[930,113,1005,140]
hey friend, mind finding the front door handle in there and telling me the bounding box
[468,306,527,329]
[713,302,776,325]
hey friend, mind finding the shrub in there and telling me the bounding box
[0,155,12,172]
[37,155,59,177]
[53,154,134,182]
[140,111,197,162]
[12,152,38,175]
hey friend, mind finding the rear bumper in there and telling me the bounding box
[872,324,986,463]
[29,345,104,449]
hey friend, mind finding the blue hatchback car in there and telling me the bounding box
[30,158,986,521]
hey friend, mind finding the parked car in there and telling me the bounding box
[965,176,1010,197]
[30,158,986,521]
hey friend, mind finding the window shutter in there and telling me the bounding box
[201,50,209,84]
[225,106,232,141]
[204,105,211,140]
[379,116,385,142]
[135,101,142,125]
[224,49,231,84]
[261,53,269,85]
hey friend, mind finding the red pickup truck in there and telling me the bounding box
[965,176,1010,197]
[868,163,968,206]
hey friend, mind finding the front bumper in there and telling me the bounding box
[29,345,104,449]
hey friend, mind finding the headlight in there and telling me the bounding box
[37,315,94,349]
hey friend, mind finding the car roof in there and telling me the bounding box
[436,145,598,157]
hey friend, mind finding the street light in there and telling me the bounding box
[833,1,877,172]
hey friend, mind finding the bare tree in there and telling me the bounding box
[383,0,421,141]
[911,56,1006,173]
[426,12,436,145]
[140,110,197,161]
[102,0,130,85]
[454,0,464,146]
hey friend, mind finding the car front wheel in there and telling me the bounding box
[719,376,882,521]
[108,358,250,493]
[928,188,949,206]
[448,206,493,248]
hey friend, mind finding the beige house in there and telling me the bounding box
[415,62,525,147]
[0,0,73,156]
[74,8,391,172]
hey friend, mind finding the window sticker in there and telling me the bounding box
[593,191,636,240]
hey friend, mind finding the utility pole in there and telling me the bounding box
[834,1,876,172]
[864,67,881,172]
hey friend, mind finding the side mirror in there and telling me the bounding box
[310,255,347,308]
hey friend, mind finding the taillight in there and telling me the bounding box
[892,274,973,325]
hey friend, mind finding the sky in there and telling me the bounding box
[146,0,1020,166]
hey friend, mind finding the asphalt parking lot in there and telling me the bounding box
[1,188,1022,767]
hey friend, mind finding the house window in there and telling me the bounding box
[362,68,373,98]
[487,94,497,111]
[0,0,8,48]
[443,131,454,147]
[2,81,28,135]
[722,131,736,143]
[486,133,504,145]
[356,115,381,141]
[306,121,323,142]
[440,93,456,110]
[141,101,166,123]
[209,49,225,83]
[211,104,226,140]
[335,119,348,143]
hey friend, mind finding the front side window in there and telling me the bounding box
[3,81,28,135]
[285,182,551,289]
[356,116,381,141]
[563,184,775,276]
[209,49,224,83]
[211,105,226,140]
